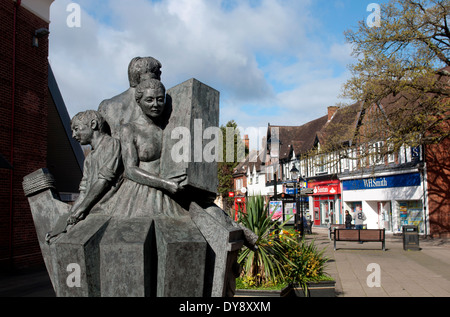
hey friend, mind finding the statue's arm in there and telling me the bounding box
[68,179,110,224]
[120,125,181,195]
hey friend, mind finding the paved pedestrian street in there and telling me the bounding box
[311,227,450,297]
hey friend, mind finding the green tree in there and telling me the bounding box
[217,120,248,211]
[342,0,450,153]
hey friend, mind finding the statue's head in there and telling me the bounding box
[128,56,162,88]
[71,110,106,145]
[135,78,166,119]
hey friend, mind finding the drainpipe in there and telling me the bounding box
[9,0,21,269]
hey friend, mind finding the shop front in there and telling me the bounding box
[308,180,341,227]
[234,196,246,221]
[341,172,426,234]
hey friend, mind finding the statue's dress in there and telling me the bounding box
[97,120,188,220]
[105,176,187,219]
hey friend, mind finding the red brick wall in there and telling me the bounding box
[0,0,49,270]
[426,138,450,238]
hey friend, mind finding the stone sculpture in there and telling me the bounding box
[23,56,257,297]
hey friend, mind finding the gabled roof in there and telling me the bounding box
[233,149,265,176]
[317,102,364,148]
[266,102,365,160]
[268,115,328,160]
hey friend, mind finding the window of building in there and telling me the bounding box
[267,165,274,182]
[317,155,327,174]
[343,150,349,171]
[387,143,395,163]
[370,141,384,165]
[236,179,243,190]
[405,145,412,162]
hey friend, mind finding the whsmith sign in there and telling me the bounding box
[342,173,421,191]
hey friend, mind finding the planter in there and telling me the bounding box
[292,280,336,297]
[235,286,292,297]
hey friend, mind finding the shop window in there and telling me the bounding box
[349,202,362,214]
[398,200,424,233]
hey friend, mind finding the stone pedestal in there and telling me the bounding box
[99,216,207,297]
[154,216,207,297]
[50,214,111,297]
[190,202,244,297]
[99,217,155,297]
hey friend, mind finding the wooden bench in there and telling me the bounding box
[334,229,386,251]
[328,224,346,240]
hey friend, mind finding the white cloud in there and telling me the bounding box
[49,0,354,129]
[277,74,351,122]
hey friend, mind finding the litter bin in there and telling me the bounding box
[403,225,420,251]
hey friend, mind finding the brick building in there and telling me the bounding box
[425,130,450,238]
[0,0,83,271]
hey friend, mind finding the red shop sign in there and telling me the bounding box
[312,185,340,196]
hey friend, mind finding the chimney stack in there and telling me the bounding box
[244,135,249,150]
[328,106,339,122]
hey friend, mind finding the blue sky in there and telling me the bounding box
[49,0,389,141]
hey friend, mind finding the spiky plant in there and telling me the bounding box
[237,195,293,286]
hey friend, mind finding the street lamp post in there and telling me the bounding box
[290,165,300,238]
[299,178,305,240]
[290,164,306,240]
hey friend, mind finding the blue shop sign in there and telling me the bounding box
[342,173,421,191]
[286,188,297,195]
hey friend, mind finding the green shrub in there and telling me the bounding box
[282,234,330,295]
[237,195,330,293]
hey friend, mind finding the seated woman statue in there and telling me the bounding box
[104,76,187,218]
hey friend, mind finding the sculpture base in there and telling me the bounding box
[51,214,111,297]
[100,216,207,297]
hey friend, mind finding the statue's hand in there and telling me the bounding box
[166,174,187,195]
[67,208,87,225]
